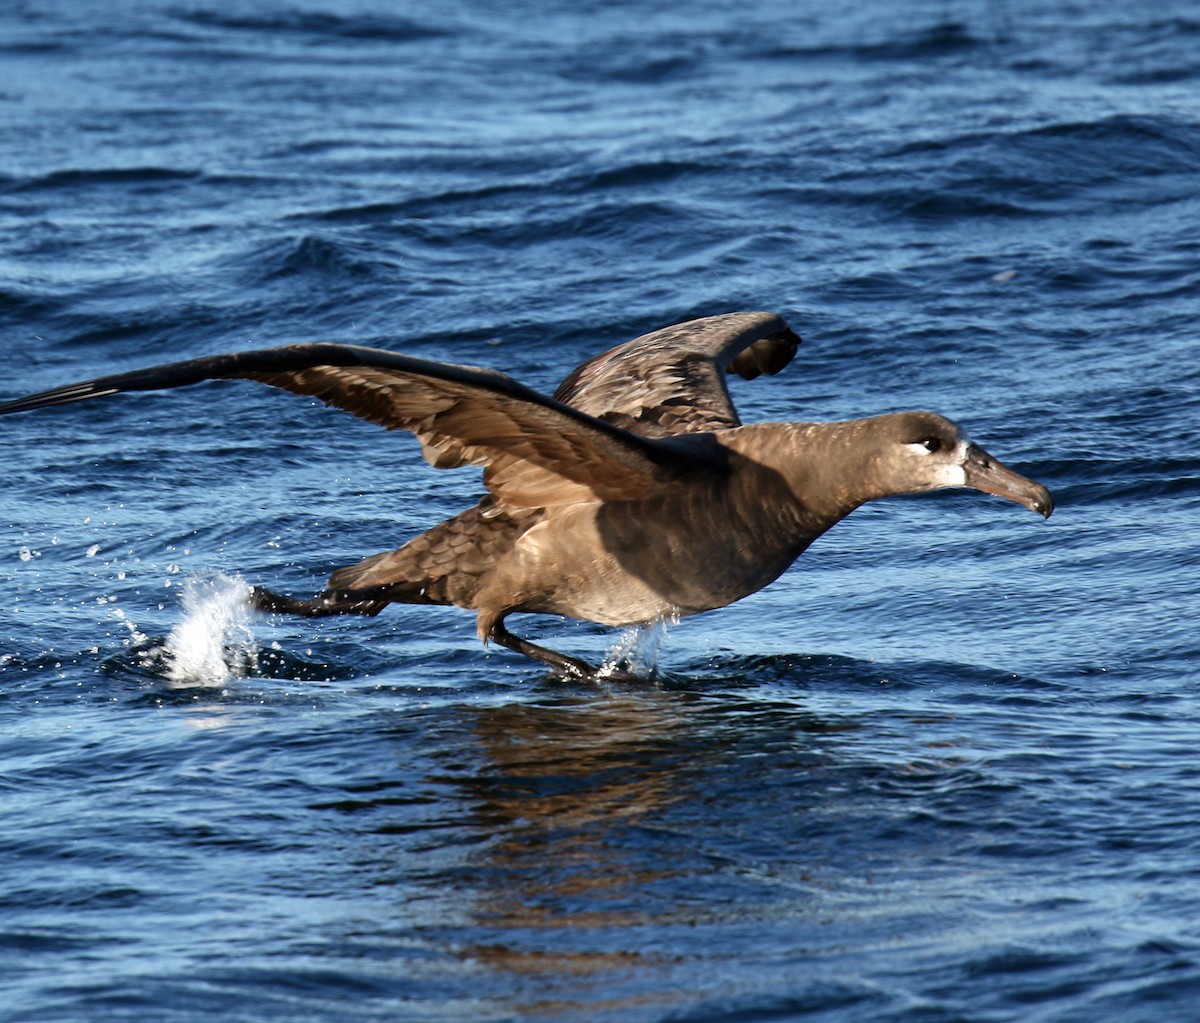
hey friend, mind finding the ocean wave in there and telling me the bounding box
[238,233,401,282]
[6,166,201,194]
[3,2,1200,1019]
[761,19,987,63]
[173,7,449,45]
[872,114,1200,220]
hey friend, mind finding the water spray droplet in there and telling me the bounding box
[599,618,672,679]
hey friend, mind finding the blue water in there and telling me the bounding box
[2,1,1199,1020]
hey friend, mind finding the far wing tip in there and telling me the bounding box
[0,384,120,415]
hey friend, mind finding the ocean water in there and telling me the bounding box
[2,1,1199,1020]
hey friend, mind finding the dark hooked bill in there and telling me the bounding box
[963,444,1053,518]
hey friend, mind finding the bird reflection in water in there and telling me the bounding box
[441,690,707,1014]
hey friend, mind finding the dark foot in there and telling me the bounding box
[250,585,387,618]
[487,616,603,679]
[486,615,645,682]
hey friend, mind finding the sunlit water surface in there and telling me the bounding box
[2,1,1199,1021]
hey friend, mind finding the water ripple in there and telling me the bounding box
[2,0,1200,1020]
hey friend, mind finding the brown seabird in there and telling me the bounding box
[0,312,1052,678]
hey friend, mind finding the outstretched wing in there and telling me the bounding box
[554,311,801,437]
[0,344,719,508]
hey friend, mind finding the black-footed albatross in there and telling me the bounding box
[0,312,1052,678]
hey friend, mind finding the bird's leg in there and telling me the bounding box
[249,585,387,618]
[486,614,607,680]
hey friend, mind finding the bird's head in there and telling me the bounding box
[866,411,1053,518]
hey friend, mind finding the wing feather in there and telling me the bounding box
[553,311,801,437]
[0,344,717,507]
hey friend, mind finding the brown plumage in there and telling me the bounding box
[0,312,1053,678]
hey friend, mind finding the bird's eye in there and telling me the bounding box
[920,437,942,453]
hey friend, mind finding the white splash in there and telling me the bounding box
[162,571,258,686]
[598,618,673,679]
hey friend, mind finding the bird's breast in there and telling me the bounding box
[503,478,813,626]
